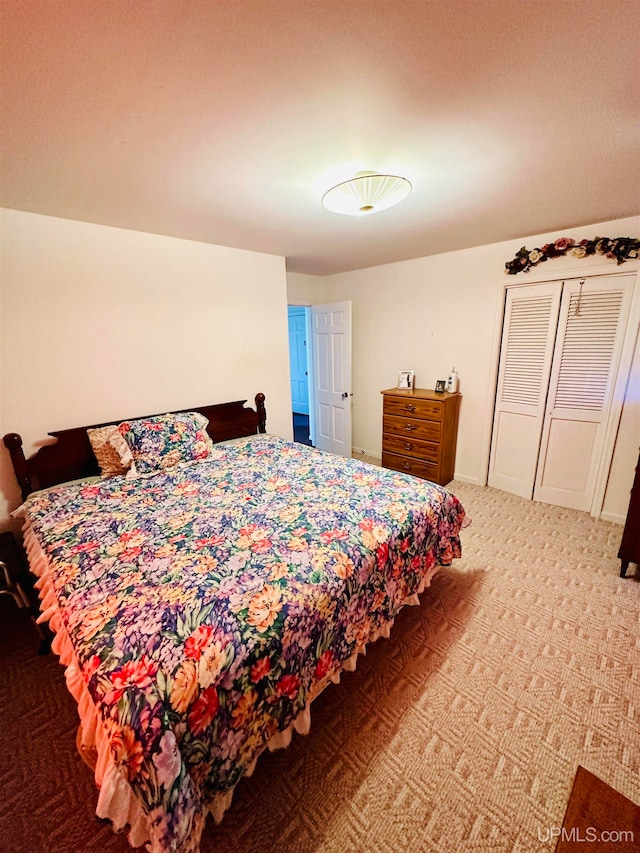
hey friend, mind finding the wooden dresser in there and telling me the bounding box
[618,450,640,578]
[381,388,461,486]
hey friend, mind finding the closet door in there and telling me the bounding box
[533,275,632,511]
[488,282,562,497]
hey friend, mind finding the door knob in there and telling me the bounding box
[341,392,353,399]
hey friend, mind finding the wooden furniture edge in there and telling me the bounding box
[379,388,462,401]
[618,448,640,578]
[3,392,267,500]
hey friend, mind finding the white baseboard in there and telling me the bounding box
[598,510,625,526]
[351,446,382,462]
[452,473,483,486]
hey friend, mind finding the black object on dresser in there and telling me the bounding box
[618,451,640,578]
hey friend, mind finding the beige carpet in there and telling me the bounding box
[204,479,639,853]
[1,478,638,852]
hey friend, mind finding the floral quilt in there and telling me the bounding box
[23,435,466,852]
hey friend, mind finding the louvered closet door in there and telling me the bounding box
[533,275,632,511]
[488,282,562,497]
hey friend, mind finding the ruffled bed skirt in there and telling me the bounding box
[21,519,440,851]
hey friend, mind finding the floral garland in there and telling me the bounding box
[505,236,640,275]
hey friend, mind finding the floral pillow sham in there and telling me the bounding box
[110,411,215,476]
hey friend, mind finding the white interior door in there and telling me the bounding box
[533,275,632,511]
[488,282,562,497]
[311,301,352,456]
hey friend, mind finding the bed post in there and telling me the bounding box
[255,393,267,434]
[3,433,32,501]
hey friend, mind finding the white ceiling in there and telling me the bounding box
[1,1,638,276]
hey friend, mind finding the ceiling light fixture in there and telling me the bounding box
[321,171,412,216]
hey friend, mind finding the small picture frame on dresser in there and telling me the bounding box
[397,370,415,390]
[435,379,446,393]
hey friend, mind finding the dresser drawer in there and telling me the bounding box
[382,452,438,481]
[383,397,443,421]
[382,434,439,462]
[383,414,441,443]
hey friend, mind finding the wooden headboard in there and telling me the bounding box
[3,393,267,501]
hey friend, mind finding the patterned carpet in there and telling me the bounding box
[1,479,638,853]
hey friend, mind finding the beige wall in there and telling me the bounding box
[605,330,640,520]
[286,271,327,305]
[0,209,292,528]
[321,215,640,523]
[2,210,637,529]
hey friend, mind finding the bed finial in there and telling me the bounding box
[255,393,267,434]
[3,433,32,500]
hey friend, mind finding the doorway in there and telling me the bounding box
[288,301,354,456]
[288,306,313,446]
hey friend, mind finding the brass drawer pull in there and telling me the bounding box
[404,442,412,451]
[405,404,416,412]
[403,461,411,470]
[405,424,417,431]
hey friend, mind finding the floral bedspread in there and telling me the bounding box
[23,435,466,851]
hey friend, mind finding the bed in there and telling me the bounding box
[3,393,466,853]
